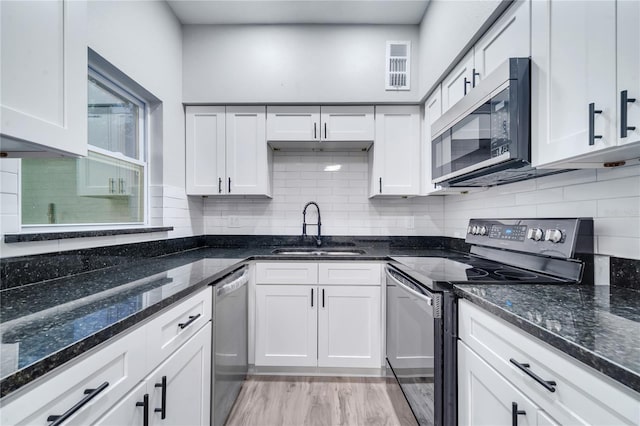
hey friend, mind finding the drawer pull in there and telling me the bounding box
[136,393,149,426]
[510,358,557,392]
[178,313,201,329]
[154,375,167,419]
[47,381,109,425]
[511,402,526,426]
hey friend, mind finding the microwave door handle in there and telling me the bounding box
[385,267,433,306]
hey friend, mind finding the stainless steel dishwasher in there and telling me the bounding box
[213,265,249,426]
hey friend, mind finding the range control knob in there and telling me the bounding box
[545,229,564,243]
[479,226,488,236]
[467,225,473,235]
[472,225,479,235]
[527,228,544,241]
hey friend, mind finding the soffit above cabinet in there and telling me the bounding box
[166,0,430,25]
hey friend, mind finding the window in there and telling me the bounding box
[21,67,148,226]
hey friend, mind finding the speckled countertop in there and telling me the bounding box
[454,284,640,394]
[1,243,639,400]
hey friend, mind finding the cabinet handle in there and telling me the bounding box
[136,394,149,426]
[47,382,109,426]
[311,288,314,307]
[324,122,327,139]
[119,178,125,194]
[218,177,222,194]
[511,402,526,426]
[379,177,382,194]
[154,375,167,419]
[464,77,471,95]
[108,178,115,194]
[621,90,637,138]
[509,358,557,392]
[322,288,325,308]
[589,103,603,145]
[178,313,201,329]
[472,68,480,87]
[314,122,317,139]
[228,177,231,193]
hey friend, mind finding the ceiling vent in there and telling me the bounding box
[385,41,410,91]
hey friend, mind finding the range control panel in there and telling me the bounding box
[465,218,594,259]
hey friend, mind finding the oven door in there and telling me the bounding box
[385,266,443,426]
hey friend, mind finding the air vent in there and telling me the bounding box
[385,41,410,91]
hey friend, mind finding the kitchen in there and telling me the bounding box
[1,0,639,425]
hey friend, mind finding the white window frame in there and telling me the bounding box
[19,67,150,230]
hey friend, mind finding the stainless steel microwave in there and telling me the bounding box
[431,57,566,187]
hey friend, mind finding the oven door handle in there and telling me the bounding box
[385,267,433,306]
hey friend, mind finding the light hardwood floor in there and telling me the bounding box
[225,376,417,426]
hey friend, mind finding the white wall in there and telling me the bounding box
[418,0,502,99]
[443,165,640,260]
[183,24,420,104]
[203,151,445,236]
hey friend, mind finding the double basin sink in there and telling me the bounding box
[271,248,366,256]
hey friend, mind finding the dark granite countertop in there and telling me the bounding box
[454,284,640,394]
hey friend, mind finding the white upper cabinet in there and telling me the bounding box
[473,0,530,86]
[422,86,443,195]
[266,106,320,141]
[370,105,421,197]
[226,106,271,195]
[266,106,374,148]
[532,0,640,168]
[441,52,475,113]
[441,0,530,115]
[617,0,640,147]
[185,105,271,196]
[320,106,375,141]
[0,0,87,157]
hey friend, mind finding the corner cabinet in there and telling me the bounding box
[370,105,421,197]
[186,106,272,196]
[458,300,640,425]
[254,262,382,371]
[0,0,88,157]
[532,0,640,168]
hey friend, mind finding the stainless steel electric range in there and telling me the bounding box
[385,218,594,426]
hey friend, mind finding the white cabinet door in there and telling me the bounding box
[185,106,226,195]
[226,106,271,196]
[266,106,320,141]
[0,0,87,157]
[255,285,317,367]
[92,380,148,426]
[458,342,556,426]
[317,285,381,368]
[320,106,374,141]
[442,52,474,113]
[617,0,640,146]
[473,0,530,86]
[532,0,617,167]
[422,86,443,195]
[148,324,212,426]
[371,105,421,196]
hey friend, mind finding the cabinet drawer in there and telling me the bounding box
[146,287,212,368]
[255,262,318,284]
[318,262,381,285]
[458,300,640,425]
[0,324,147,426]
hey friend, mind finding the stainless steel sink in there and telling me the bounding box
[271,248,366,256]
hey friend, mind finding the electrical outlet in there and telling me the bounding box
[227,216,241,228]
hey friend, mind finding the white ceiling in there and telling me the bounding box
[166,0,430,25]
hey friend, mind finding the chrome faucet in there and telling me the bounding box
[302,201,322,247]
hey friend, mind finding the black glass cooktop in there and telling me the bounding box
[391,256,572,286]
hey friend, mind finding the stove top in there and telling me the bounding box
[390,255,572,287]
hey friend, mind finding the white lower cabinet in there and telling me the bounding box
[95,323,212,426]
[0,288,213,426]
[254,262,382,370]
[458,299,640,425]
[458,341,557,426]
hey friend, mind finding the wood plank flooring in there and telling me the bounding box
[225,376,417,426]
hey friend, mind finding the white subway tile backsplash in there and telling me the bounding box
[596,163,640,181]
[0,172,18,194]
[563,176,640,201]
[597,197,640,218]
[597,236,640,260]
[536,169,597,189]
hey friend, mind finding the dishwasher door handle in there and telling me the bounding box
[385,267,433,306]
[216,269,249,297]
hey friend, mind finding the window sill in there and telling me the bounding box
[4,227,174,243]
